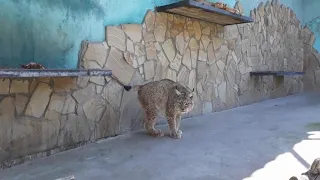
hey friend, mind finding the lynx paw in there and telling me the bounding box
[150,129,164,137]
[177,130,183,135]
[170,131,182,139]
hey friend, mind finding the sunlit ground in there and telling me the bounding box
[243,131,320,180]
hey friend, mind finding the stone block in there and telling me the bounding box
[10,80,29,94]
[0,97,14,161]
[106,26,126,51]
[45,110,61,121]
[157,51,170,67]
[203,102,213,114]
[198,50,208,62]
[58,113,93,146]
[182,48,192,70]
[201,35,210,51]
[83,42,109,67]
[124,52,138,68]
[103,79,123,110]
[105,47,135,85]
[144,10,155,32]
[212,37,223,51]
[25,83,52,118]
[83,96,105,121]
[202,27,211,36]
[119,71,144,133]
[77,77,90,88]
[48,94,65,113]
[144,60,155,80]
[122,24,142,43]
[89,76,105,86]
[61,95,76,115]
[14,94,29,115]
[176,32,185,55]
[72,84,96,104]
[146,42,157,60]
[127,39,135,53]
[0,79,10,95]
[191,50,198,69]
[188,69,196,90]
[154,62,168,81]
[53,77,78,92]
[143,29,156,43]
[162,39,176,62]
[177,66,190,86]
[193,21,202,40]
[170,54,182,71]
[96,104,120,138]
[218,82,227,103]
[83,60,102,69]
[189,38,199,50]
[170,15,185,37]
[10,117,60,158]
[166,68,177,82]
[154,24,166,43]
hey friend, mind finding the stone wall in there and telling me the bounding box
[0,0,319,167]
[0,75,141,168]
[303,47,320,91]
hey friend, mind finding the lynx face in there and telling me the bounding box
[175,86,194,114]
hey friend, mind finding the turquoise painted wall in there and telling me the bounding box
[304,0,320,52]
[0,0,305,69]
[0,0,179,69]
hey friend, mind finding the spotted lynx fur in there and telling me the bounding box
[124,79,194,139]
[302,158,320,177]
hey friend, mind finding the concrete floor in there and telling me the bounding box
[1,93,320,180]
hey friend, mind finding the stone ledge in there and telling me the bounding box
[250,71,306,77]
[156,0,253,26]
[0,69,112,78]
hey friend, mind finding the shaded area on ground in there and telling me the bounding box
[0,92,320,180]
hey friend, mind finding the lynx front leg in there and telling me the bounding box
[166,114,181,139]
[144,109,164,137]
[176,114,182,136]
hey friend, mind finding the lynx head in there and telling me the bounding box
[174,85,194,113]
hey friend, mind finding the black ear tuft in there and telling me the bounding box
[124,86,132,91]
[192,88,195,92]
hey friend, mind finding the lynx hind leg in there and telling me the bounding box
[144,108,164,137]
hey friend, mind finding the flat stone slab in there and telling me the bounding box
[156,0,253,25]
[250,71,305,76]
[0,69,112,78]
[0,93,320,180]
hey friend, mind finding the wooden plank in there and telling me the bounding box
[156,0,253,25]
[0,69,112,78]
[250,71,305,77]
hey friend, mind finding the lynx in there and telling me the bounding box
[124,79,194,139]
[302,158,320,176]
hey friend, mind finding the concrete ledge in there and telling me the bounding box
[250,71,305,77]
[0,69,112,78]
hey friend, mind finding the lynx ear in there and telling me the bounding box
[175,87,182,95]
